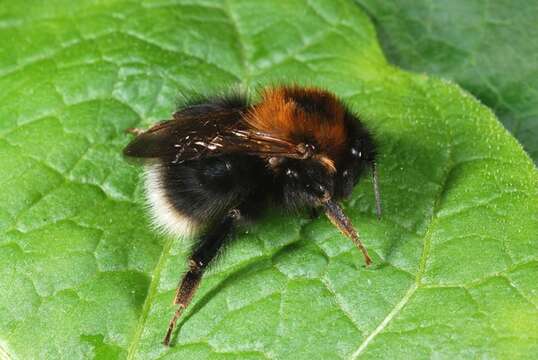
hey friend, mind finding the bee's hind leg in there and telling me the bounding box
[163,209,241,346]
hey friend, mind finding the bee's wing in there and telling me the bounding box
[123,110,306,163]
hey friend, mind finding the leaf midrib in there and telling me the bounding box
[125,3,249,357]
[126,235,175,359]
[349,105,455,359]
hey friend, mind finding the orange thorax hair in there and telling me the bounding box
[244,87,347,161]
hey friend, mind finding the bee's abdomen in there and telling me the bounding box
[144,154,270,237]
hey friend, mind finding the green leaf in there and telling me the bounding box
[0,0,537,359]
[355,0,538,165]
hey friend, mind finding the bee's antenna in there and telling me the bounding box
[372,162,382,220]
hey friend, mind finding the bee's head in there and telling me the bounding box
[333,120,377,200]
[275,158,335,211]
[271,134,379,215]
[273,155,374,266]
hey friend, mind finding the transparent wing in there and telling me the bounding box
[123,109,309,163]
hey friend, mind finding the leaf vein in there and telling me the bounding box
[350,283,418,359]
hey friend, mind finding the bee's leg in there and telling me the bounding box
[163,209,240,346]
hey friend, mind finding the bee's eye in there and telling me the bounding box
[350,147,362,158]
